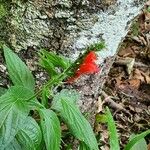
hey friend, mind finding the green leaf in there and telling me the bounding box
[39,109,61,150]
[52,91,98,150]
[52,89,80,111]
[16,117,42,150]
[28,99,45,110]
[4,138,22,150]
[0,86,33,148]
[129,134,147,150]
[105,107,120,150]
[39,50,71,77]
[3,45,35,90]
[78,142,91,150]
[41,86,52,107]
[124,130,150,150]
[0,87,7,96]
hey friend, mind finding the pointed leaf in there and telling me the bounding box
[3,45,35,90]
[129,134,147,150]
[124,129,150,150]
[0,87,7,96]
[52,91,98,150]
[39,109,61,150]
[0,86,33,148]
[105,107,120,150]
[39,50,71,77]
[40,50,70,69]
[52,89,80,111]
[16,117,42,150]
[78,142,91,150]
[4,138,22,150]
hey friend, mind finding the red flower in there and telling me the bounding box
[67,51,100,83]
[83,51,97,63]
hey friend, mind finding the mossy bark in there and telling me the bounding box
[0,0,117,52]
[0,1,10,45]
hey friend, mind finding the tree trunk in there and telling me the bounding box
[0,0,146,148]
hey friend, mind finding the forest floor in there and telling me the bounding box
[95,2,150,150]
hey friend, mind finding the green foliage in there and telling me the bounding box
[52,89,80,110]
[0,86,7,96]
[1,45,149,150]
[79,142,91,150]
[124,130,150,150]
[16,117,42,150]
[1,46,43,149]
[147,6,150,13]
[3,45,35,90]
[87,41,105,52]
[131,21,139,36]
[41,86,51,107]
[0,86,32,149]
[129,134,147,150]
[95,114,107,123]
[52,89,99,150]
[101,107,149,150]
[0,4,7,19]
[39,109,61,150]
[39,50,71,78]
[106,107,120,150]
[4,138,22,150]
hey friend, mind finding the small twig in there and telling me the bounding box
[134,61,149,68]
[96,96,105,113]
[101,91,129,114]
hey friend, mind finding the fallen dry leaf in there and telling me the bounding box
[126,79,141,89]
[132,69,150,84]
[146,0,150,6]
[140,71,150,84]
[116,79,140,93]
[144,11,150,21]
[118,47,135,58]
[115,57,135,75]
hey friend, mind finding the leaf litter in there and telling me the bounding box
[95,2,150,149]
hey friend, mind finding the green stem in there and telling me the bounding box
[27,71,67,101]
[26,54,82,101]
[26,47,97,102]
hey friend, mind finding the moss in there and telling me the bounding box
[0,4,7,19]
[131,21,140,36]
[0,1,14,46]
[0,0,12,20]
[87,41,106,51]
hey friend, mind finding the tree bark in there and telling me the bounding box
[0,1,146,147]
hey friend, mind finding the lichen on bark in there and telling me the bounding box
[0,0,10,45]
[0,0,117,53]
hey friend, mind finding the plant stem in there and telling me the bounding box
[26,54,81,101]
[26,42,104,102]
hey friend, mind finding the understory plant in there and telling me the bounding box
[0,43,149,150]
[0,43,105,150]
[96,107,150,150]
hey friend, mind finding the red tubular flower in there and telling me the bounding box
[67,51,100,83]
[83,51,97,63]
